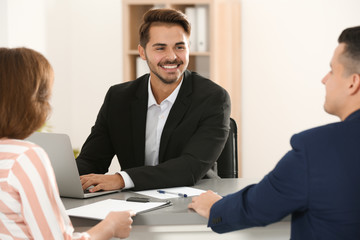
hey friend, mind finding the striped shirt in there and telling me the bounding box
[0,139,90,240]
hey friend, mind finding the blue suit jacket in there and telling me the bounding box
[209,110,360,239]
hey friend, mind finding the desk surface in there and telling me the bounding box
[62,178,260,227]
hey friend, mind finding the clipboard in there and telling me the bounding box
[66,199,172,220]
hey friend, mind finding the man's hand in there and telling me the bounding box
[80,173,125,192]
[188,190,222,218]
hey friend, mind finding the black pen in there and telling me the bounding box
[157,190,188,198]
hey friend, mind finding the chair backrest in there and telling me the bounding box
[216,118,238,178]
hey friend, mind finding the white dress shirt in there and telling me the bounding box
[119,77,183,189]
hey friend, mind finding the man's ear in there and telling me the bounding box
[349,73,360,95]
[138,44,146,60]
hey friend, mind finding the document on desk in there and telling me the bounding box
[66,199,171,220]
[136,187,206,199]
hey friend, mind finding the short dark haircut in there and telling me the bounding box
[139,8,191,48]
[338,26,360,75]
[0,47,53,139]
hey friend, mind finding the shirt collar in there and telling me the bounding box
[147,76,183,108]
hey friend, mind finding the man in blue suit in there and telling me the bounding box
[189,26,360,239]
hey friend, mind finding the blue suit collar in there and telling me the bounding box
[344,109,360,122]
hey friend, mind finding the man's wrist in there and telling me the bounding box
[117,171,135,189]
[115,172,125,189]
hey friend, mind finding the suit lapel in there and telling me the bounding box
[159,71,192,163]
[131,76,149,166]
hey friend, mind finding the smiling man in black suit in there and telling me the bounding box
[76,8,231,191]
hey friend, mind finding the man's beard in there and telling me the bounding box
[147,59,185,84]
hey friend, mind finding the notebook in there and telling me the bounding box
[26,132,119,198]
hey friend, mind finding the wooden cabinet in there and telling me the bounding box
[122,0,241,174]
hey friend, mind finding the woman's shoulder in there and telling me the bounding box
[0,138,48,163]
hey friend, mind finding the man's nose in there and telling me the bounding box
[165,49,177,61]
[321,73,329,85]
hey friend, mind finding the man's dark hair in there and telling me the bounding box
[338,26,360,74]
[139,8,191,48]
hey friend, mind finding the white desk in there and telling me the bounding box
[62,178,290,239]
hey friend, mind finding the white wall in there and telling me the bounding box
[5,0,46,52]
[1,0,360,176]
[44,0,123,150]
[240,0,360,177]
[0,0,8,46]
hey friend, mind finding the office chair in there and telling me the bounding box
[207,118,238,178]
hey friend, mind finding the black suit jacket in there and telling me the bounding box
[76,70,231,190]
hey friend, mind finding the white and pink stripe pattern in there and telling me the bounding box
[0,139,90,240]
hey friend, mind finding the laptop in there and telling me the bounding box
[26,132,119,198]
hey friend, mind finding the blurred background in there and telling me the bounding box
[1,0,359,178]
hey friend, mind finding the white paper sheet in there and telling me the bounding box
[66,199,169,220]
[135,187,206,199]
